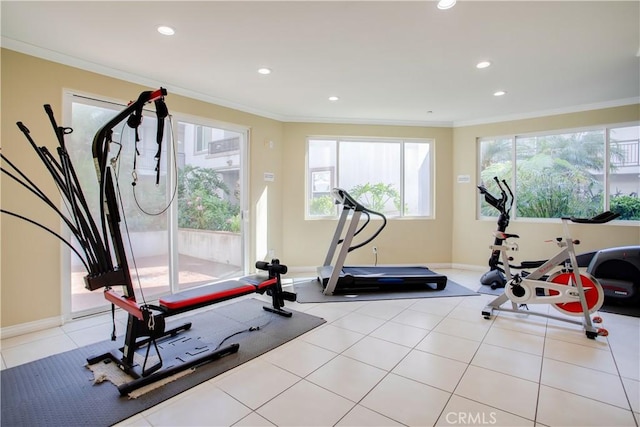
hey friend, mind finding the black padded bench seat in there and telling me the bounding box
[159,277,278,312]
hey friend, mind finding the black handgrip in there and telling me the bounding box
[44,104,72,148]
[16,121,30,133]
[591,211,618,221]
[566,211,620,224]
[478,180,507,213]
[44,104,56,123]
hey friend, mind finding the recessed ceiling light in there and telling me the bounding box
[476,61,491,69]
[257,68,272,75]
[157,26,175,36]
[494,90,507,96]
[437,0,456,10]
[328,96,339,101]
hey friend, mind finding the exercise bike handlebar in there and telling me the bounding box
[565,211,620,224]
[477,177,513,215]
[477,184,501,209]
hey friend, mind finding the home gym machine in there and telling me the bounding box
[478,177,640,306]
[317,187,447,295]
[2,88,296,396]
[86,88,297,395]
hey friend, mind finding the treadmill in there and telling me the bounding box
[317,188,447,295]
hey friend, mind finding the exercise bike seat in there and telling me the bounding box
[519,260,546,269]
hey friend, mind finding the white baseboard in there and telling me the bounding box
[286,266,316,275]
[1,316,63,340]
[427,263,453,269]
[451,264,486,272]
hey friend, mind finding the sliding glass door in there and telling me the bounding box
[173,119,246,291]
[64,93,247,317]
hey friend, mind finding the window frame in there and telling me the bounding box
[193,125,211,155]
[305,135,435,220]
[477,121,640,223]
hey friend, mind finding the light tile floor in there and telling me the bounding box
[1,269,639,426]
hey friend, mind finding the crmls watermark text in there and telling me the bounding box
[445,411,498,425]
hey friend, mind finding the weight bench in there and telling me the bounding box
[87,259,296,396]
[158,261,294,317]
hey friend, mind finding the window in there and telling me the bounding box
[307,137,434,218]
[478,124,640,221]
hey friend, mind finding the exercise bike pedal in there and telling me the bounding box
[586,328,609,339]
[490,281,504,290]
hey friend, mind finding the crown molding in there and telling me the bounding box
[3,37,638,129]
[1,37,287,122]
[453,97,640,127]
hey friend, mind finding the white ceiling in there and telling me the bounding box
[2,1,639,126]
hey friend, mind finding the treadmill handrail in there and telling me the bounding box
[331,188,366,211]
[331,187,387,219]
[330,187,387,252]
[321,188,386,295]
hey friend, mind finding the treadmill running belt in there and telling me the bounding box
[332,266,447,293]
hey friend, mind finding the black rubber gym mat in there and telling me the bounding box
[476,284,504,296]
[294,277,478,303]
[0,298,325,426]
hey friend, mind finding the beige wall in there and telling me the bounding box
[1,49,284,327]
[281,123,453,268]
[1,48,638,330]
[452,105,640,268]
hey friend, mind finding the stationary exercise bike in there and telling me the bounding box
[479,181,618,338]
[479,178,638,305]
